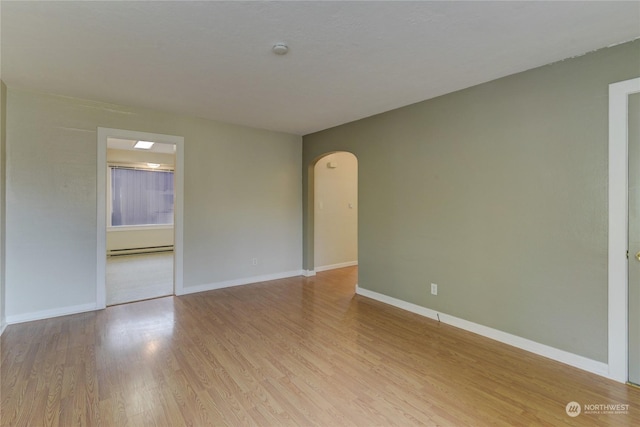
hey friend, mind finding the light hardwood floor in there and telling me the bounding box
[1,266,639,426]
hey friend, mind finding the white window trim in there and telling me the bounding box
[107,224,174,232]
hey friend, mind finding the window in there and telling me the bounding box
[109,166,174,227]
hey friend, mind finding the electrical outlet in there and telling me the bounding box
[252,258,258,266]
[431,283,438,295]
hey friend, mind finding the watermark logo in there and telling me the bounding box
[583,403,629,415]
[566,401,581,417]
[565,401,629,417]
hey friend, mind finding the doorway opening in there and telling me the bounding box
[608,77,640,384]
[97,128,184,309]
[106,138,175,305]
[628,91,640,386]
[311,152,358,277]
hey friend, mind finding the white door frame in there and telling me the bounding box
[97,127,185,309]
[608,77,640,383]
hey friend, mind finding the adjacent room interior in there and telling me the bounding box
[105,138,176,306]
[0,1,639,425]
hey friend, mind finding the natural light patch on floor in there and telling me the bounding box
[106,252,173,305]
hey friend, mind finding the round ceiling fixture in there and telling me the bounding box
[272,43,289,55]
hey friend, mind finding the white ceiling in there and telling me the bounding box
[107,138,176,154]
[2,1,639,135]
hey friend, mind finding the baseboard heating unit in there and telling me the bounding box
[108,245,174,256]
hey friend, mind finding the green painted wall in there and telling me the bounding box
[303,39,640,362]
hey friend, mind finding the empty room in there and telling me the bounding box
[1,1,640,426]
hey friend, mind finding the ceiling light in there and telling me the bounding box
[134,140,154,149]
[147,163,161,168]
[272,43,288,55]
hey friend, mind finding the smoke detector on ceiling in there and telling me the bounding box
[272,43,289,55]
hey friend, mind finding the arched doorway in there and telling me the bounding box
[308,152,358,275]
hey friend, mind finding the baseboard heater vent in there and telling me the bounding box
[108,245,174,257]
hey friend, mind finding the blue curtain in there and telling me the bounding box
[111,168,174,226]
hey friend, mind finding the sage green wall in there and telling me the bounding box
[5,88,301,319]
[303,40,640,362]
[1,81,6,331]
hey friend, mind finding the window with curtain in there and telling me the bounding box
[110,167,174,227]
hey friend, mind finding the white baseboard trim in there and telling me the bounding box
[303,270,316,277]
[355,286,609,379]
[0,320,6,336]
[6,302,98,325]
[178,270,305,296]
[315,261,358,272]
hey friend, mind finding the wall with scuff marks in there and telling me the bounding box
[5,89,301,320]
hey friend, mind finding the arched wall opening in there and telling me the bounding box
[304,151,358,275]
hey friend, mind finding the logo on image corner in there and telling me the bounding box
[566,401,581,417]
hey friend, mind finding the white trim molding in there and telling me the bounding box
[356,286,609,378]
[97,128,185,309]
[108,224,174,232]
[178,270,305,296]
[608,77,640,383]
[314,261,358,272]
[303,270,316,277]
[6,303,97,325]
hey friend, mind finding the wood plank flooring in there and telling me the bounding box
[2,266,639,426]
